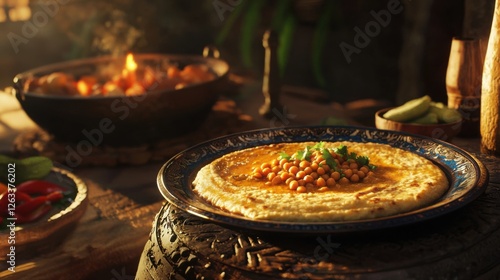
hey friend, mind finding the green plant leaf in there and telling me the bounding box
[311,1,335,88]
[355,155,370,166]
[271,0,291,31]
[279,151,291,160]
[215,0,248,46]
[333,145,348,158]
[321,148,337,169]
[0,155,53,184]
[278,14,296,77]
[240,0,265,68]
[270,0,294,76]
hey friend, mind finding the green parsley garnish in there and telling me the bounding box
[284,142,375,171]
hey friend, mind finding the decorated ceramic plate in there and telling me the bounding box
[157,126,488,234]
[0,167,88,257]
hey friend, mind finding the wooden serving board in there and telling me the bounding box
[0,178,163,280]
[0,99,258,279]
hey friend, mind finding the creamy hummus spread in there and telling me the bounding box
[192,142,448,222]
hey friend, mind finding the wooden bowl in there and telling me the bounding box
[13,53,229,146]
[0,167,88,260]
[375,108,462,142]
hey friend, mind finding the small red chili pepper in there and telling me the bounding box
[15,191,63,215]
[15,191,32,203]
[16,180,66,196]
[0,191,32,215]
[15,203,52,224]
[46,191,64,203]
[0,191,9,215]
[0,183,7,194]
[16,196,48,215]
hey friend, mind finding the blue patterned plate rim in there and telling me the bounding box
[157,125,489,234]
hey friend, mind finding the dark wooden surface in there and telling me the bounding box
[0,79,350,279]
[137,137,500,280]
[0,98,258,280]
[1,82,499,279]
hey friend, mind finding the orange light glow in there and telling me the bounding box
[76,76,97,96]
[122,53,137,87]
[125,53,137,72]
[1,0,31,22]
[77,80,90,96]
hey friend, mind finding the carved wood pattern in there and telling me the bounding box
[137,152,500,279]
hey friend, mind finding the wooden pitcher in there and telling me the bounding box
[481,0,500,156]
[446,37,483,137]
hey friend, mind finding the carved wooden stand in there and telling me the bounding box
[136,149,500,279]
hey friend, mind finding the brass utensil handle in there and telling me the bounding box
[203,45,221,59]
[12,76,25,101]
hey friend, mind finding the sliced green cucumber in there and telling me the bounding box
[383,95,432,122]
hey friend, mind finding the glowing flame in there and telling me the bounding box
[77,80,90,96]
[125,53,137,72]
[76,76,96,96]
[121,53,138,87]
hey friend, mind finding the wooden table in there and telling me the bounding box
[0,98,256,278]
[0,81,348,279]
[0,83,499,279]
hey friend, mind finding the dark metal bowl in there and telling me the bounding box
[13,53,229,146]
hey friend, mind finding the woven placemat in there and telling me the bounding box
[13,100,256,167]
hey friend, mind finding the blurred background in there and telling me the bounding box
[0,0,494,105]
